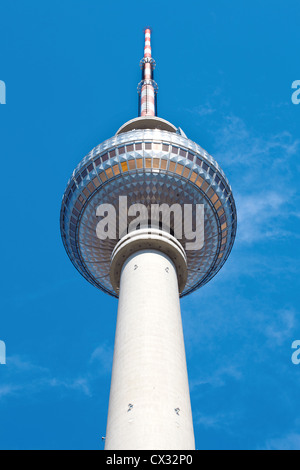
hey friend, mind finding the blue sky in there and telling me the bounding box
[0,0,300,450]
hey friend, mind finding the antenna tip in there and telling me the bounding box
[143,27,152,34]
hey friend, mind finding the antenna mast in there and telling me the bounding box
[138,28,158,117]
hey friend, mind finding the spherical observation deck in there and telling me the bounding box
[60,117,237,298]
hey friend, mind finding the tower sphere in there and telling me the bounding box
[60,114,237,297]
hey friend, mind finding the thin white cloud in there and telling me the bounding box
[188,103,216,117]
[89,342,113,374]
[263,433,300,450]
[194,410,239,432]
[190,365,242,391]
[185,103,300,249]
[235,190,295,244]
[0,385,20,399]
[0,343,113,402]
[7,355,49,374]
[212,114,299,167]
[264,308,297,347]
[206,113,300,246]
[47,377,92,397]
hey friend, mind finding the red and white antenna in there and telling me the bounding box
[138,28,158,117]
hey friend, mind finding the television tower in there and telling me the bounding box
[60,29,237,450]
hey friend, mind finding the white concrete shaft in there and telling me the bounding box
[105,249,195,450]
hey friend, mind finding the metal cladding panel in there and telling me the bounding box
[60,128,237,297]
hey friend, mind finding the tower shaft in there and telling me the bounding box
[105,232,195,450]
